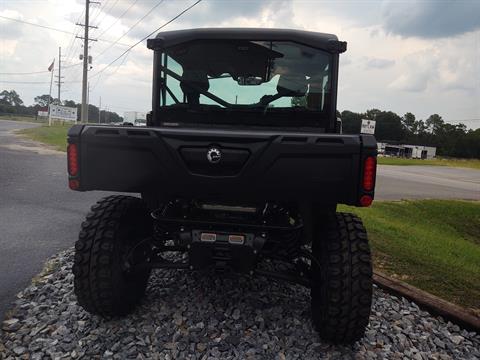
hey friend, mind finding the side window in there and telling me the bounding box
[165,56,184,105]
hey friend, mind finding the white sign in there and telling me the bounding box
[50,105,77,121]
[361,119,376,134]
[38,110,49,117]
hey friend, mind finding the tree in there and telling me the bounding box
[34,94,55,107]
[0,90,23,106]
[291,96,307,107]
[340,110,363,134]
[425,114,444,135]
[358,109,406,141]
[402,112,416,133]
[63,99,76,107]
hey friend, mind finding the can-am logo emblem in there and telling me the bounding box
[206,147,222,164]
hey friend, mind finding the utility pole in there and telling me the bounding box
[87,81,90,120]
[77,0,99,123]
[98,96,101,123]
[55,47,64,103]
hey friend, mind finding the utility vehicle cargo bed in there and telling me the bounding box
[67,125,376,205]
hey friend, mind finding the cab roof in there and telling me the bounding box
[147,28,347,53]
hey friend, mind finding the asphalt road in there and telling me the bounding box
[376,164,480,200]
[0,120,479,321]
[0,120,110,321]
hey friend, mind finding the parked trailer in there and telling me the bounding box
[123,111,147,126]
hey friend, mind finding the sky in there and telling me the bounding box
[1,0,479,128]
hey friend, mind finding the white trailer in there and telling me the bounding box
[123,111,147,126]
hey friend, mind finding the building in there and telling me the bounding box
[377,142,436,159]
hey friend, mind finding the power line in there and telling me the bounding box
[94,0,165,60]
[63,9,86,68]
[90,51,129,91]
[96,0,139,40]
[90,0,111,23]
[90,0,203,80]
[92,0,119,30]
[1,80,81,84]
[0,15,131,46]
[0,63,82,76]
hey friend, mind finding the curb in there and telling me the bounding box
[373,271,480,333]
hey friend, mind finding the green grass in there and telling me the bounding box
[0,115,46,123]
[340,200,480,313]
[378,156,480,170]
[16,123,70,151]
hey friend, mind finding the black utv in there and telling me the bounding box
[68,28,377,344]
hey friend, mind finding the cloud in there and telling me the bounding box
[0,10,25,40]
[381,0,480,38]
[365,58,395,69]
[0,0,479,129]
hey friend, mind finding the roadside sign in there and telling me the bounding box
[50,105,77,122]
[38,110,49,117]
[361,119,376,134]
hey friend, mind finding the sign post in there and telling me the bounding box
[361,119,376,135]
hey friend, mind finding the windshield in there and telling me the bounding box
[156,40,333,127]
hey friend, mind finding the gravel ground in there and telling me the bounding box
[1,249,479,360]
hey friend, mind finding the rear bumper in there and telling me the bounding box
[68,125,376,205]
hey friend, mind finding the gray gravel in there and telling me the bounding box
[1,249,479,359]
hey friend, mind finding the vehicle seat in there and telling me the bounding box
[180,69,209,106]
[276,75,308,97]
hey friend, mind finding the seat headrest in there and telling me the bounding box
[276,75,308,97]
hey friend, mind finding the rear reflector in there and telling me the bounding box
[363,156,376,191]
[67,143,79,176]
[200,233,216,242]
[360,195,373,207]
[69,179,80,190]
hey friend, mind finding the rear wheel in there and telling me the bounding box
[310,212,372,343]
[73,195,152,317]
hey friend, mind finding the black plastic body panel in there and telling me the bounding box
[68,125,376,205]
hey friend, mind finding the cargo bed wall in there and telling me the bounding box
[68,125,372,205]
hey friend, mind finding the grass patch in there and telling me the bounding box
[378,156,480,170]
[16,123,70,151]
[0,115,46,123]
[340,200,480,313]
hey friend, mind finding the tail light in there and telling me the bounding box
[69,179,80,190]
[67,143,79,176]
[363,156,376,191]
[360,195,373,207]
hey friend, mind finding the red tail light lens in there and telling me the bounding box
[360,195,373,207]
[363,156,376,191]
[67,143,79,176]
[69,179,80,190]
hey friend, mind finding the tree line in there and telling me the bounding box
[2,89,479,158]
[340,109,479,158]
[0,89,122,123]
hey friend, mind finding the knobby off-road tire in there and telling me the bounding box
[73,195,152,317]
[311,212,373,344]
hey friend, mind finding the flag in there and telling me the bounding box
[48,59,55,72]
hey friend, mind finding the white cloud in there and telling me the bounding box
[0,0,478,128]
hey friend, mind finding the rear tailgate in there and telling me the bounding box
[68,125,376,205]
